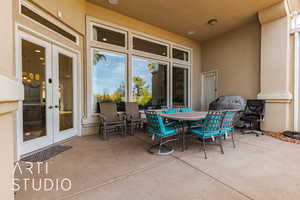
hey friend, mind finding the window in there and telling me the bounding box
[92,25,126,47]
[172,48,189,62]
[21,5,77,43]
[173,66,189,107]
[132,57,168,109]
[132,36,168,57]
[92,50,126,112]
[88,19,192,113]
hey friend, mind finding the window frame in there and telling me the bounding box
[90,48,128,114]
[86,16,193,117]
[171,64,191,108]
[90,22,128,51]
[171,45,191,65]
[131,34,170,60]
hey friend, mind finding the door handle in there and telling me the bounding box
[49,106,53,109]
[54,105,59,108]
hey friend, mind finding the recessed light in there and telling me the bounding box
[102,38,107,42]
[108,0,119,5]
[35,49,41,53]
[208,18,218,26]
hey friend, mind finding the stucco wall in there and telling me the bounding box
[201,22,261,99]
[0,0,16,199]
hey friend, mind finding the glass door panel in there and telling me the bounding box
[53,46,77,142]
[58,53,74,131]
[172,66,189,107]
[19,33,53,155]
[22,39,47,141]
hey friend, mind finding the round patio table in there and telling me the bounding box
[160,111,208,151]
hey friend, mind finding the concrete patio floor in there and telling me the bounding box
[15,131,300,200]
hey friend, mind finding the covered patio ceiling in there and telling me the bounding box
[87,0,281,41]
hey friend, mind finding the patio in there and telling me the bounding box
[15,131,300,200]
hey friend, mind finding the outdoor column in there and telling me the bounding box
[0,0,22,199]
[258,1,293,132]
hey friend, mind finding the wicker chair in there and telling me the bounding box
[125,102,143,136]
[98,102,126,140]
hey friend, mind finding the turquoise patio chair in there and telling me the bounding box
[220,110,238,148]
[162,109,179,127]
[188,110,224,159]
[145,111,180,156]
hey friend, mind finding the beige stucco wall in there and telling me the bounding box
[30,0,86,34]
[0,0,16,199]
[201,22,261,99]
[258,1,293,132]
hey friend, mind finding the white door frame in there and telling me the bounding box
[16,30,80,158]
[16,31,54,155]
[201,70,218,111]
[52,45,78,143]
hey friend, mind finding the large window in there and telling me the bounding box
[132,57,168,109]
[92,50,126,112]
[173,66,189,107]
[88,20,192,113]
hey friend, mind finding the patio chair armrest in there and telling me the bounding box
[118,113,127,121]
[97,114,108,122]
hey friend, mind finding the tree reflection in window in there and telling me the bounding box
[132,57,168,110]
[92,50,126,112]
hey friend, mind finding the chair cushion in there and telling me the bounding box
[147,126,179,138]
[163,109,177,114]
[189,127,221,137]
[179,108,192,113]
[220,128,234,134]
[164,127,180,136]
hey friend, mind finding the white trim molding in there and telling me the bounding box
[294,32,299,130]
[0,75,24,102]
[257,92,293,102]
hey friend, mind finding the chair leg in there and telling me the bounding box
[131,122,134,136]
[231,132,236,148]
[218,135,224,154]
[201,138,207,159]
[103,126,108,140]
[124,122,127,137]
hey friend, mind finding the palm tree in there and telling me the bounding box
[93,53,106,65]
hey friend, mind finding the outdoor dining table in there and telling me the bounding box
[160,111,208,151]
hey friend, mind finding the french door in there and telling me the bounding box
[18,31,78,155]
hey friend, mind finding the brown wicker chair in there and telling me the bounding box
[98,102,126,140]
[125,102,143,135]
